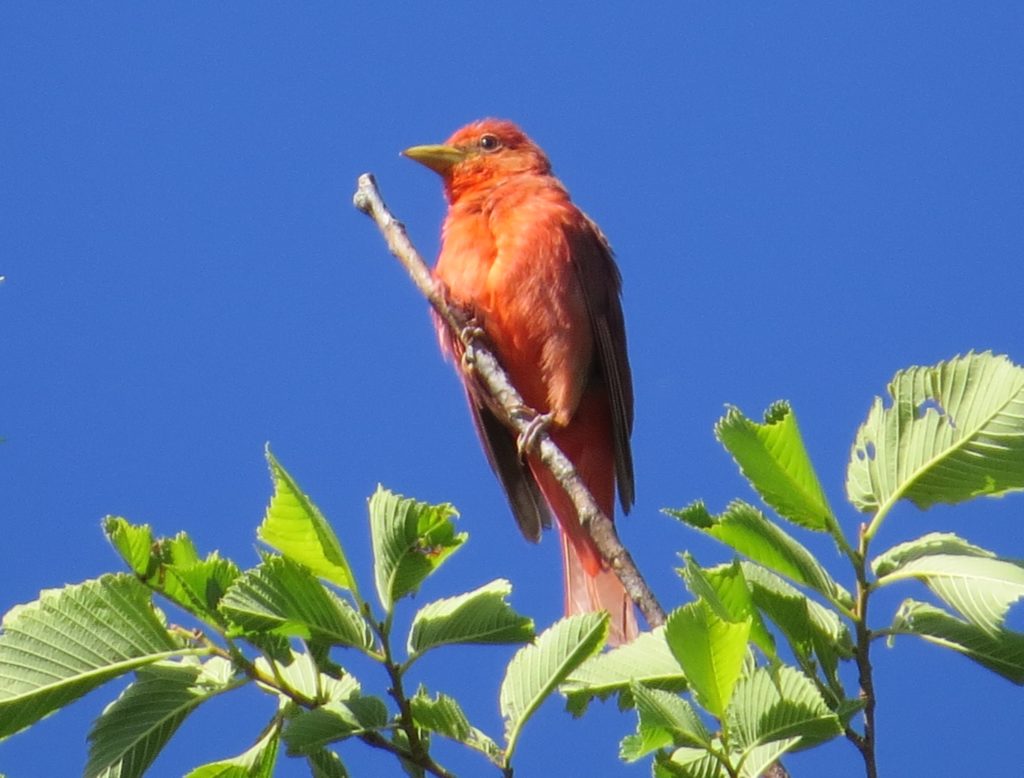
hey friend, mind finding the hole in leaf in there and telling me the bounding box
[916,397,956,428]
[1005,599,1024,633]
[854,442,876,461]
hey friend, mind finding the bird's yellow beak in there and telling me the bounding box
[402,144,467,175]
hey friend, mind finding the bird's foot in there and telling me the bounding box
[459,319,486,370]
[459,319,486,344]
[516,410,554,459]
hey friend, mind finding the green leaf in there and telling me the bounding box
[715,402,834,531]
[620,682,710,761]
[161,531,202,567]
[409,687,470,740]
[283,697,390,755]
[847,352,1024,515]
[562,626,687,715]
[410,688,502,760]
[665,602,750,718]
[872,532,994,576]
[104,517,157,577]
[307,749,349,778]
[408,579,533,656]
[252,650,361,703]
[890,599,1024,683]
[258,449,356,592]
[874,534,1024,636]
[737,739,799,778]
[655,747,726,778]
[220,556,374,651]
[184,716,280,778]
[0,575,183,738]
[739,563,852,693]
[368,486,464,611]
[184,716,281,778]
[500,613,608,758]
[680,557,775,659]
[163,555,242,625]
[87,658,238,778]
[103,519,241,625]
[668,501,852,609]
[726,665,842,755]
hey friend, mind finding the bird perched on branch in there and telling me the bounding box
[404,119,637,644]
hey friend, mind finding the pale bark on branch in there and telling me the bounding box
[353,172,666,630]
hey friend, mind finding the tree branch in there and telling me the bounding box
[353,172,666,630]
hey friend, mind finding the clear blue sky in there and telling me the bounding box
[2,4,1023,776]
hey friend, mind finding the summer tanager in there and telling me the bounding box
[404,119,638,644]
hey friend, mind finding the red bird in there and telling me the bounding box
[404,119,637,644]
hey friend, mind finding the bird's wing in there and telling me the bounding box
[465,388,553,541]
[435,310,553,541]
[572,215,635,513]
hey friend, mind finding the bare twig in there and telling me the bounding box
[354,173,666,630]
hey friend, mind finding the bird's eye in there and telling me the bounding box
[478,133,502,152]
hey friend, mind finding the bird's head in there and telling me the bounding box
[403,119,552,202]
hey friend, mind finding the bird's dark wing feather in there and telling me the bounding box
[571,216,635,513]
[465,389,552,541]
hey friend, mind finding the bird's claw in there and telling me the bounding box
[516,411,554,459]
[458,319,486,370]
[460,348,475,371]
[459,319,486,345]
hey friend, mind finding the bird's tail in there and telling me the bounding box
[526,391,638,646]
[529,448,639,646]
[560,525,638,646]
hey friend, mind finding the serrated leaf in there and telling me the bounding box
[665,603,750,718]
[562,626,687,716]
[163,556,242,625]
[500,613,608,758]
[681,558,775,659]
[162,532,202,567]
[283,697,389,755]
[410,688,471,740]
[368,486,464,611]
[874,537,1024,636]
[737,738,799,778]
[253,651,360,704]
[727,665,841,755]
[620,682,710,761]
[220,556,374,651]
[184,716,281,778]
[716,403,834,531]
[891,599,1024,683]
[739,562,852,693]
[655,747,725,778]
[87,658,238,778]
[0,575,182,738]
[258,449,355,591]
[408,579,533,656]
[847,352,1024,514]
[668,501,852,609]
[104,517,157,577]
[103,520,241,624]
[408,687,503,761]
[872,532,994,576]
